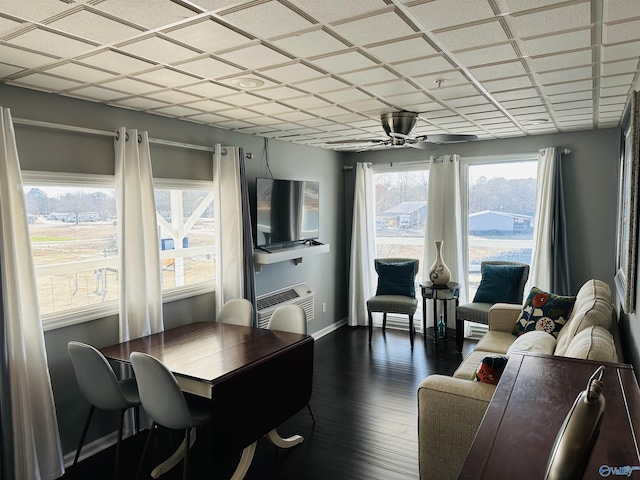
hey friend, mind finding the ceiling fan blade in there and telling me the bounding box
[388,132,411,140]
[408,141,433,150]
[325,138,385,145]
[420,134,478,144]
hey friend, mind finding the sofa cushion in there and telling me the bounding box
[507,330,557,356]
[473,264,527,304]
[475,331,516,355]
[555,280,613,356]
[473,355,509,385]
[513,287,576,338]
[563,326,618,363]
[375,261,416,297]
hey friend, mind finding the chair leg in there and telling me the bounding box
[183,428,191,480]
[409,314,415,348]
[73,404,95,466]
[368,311,373,343]
[136,422,157,480]
[134,405,140,434]
[382,313,387,332]
[307,402,316,424]
[114,409,125,480]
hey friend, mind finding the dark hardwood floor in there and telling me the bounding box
[60,325,476,480]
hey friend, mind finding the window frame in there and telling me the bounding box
[22,171,216,331]
[459,153,538,300]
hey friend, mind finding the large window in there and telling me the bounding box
[373,165,429,287]
[463,158,538,299]
[24,173,215,328]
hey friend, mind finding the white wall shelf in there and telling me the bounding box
[254,242,330,272]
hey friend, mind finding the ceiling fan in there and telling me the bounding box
[326,111,477,150]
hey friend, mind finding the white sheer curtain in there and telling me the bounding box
[0,107,64,480]
[528,146,570,293]
[213,145,256,315]
[114,128,163,342]
[348,162,376,326]
[423,155,467,325]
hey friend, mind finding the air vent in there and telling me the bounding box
[256,283,314,329]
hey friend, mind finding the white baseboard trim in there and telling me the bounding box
[64,430,120,467]
[311,318,347,340]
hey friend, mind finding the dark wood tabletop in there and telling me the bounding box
[100,321,310,385]
[459,352,640,480]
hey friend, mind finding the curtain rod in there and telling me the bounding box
[12,117,253,158]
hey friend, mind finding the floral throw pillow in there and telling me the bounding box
[512,287,576,338]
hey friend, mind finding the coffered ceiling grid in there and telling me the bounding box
[0,0,638,151]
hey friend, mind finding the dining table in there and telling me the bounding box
[100,321,314,479]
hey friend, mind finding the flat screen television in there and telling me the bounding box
[255,177,320,249]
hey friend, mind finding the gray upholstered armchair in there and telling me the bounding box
[367,257,419,347]
[456,260,530,327]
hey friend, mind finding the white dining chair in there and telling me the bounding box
[217,298,254,327]
[130,352,212,480]
[267,304,316,424]
[68,341,140,479]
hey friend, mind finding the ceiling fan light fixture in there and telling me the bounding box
[525,118,549,125]
[230,77,265,89]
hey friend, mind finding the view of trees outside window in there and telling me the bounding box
[466,161,538,298]
[374,168,428,289]
[24,184,215,318]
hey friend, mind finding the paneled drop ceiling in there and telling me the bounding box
[0,0,639,150]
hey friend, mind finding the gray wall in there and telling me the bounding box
[343,128,621,298]
[0,83,345,455]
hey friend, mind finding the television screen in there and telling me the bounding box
[255,178,319,248]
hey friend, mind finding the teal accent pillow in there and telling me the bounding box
[513,287,576,338]
[473,264,526,304]
[376,261,416,298]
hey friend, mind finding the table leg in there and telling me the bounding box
[455,298,463,354]
[443,299,448,340]
[150,428,196,479]
[266,428,304,448]
[422,292,427,342]
[432,297,438,348]
[230,441,257,480]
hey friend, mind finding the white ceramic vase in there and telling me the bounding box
[429,240,451,285]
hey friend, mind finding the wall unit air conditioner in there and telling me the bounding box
[256,283,314,329]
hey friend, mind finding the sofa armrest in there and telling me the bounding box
[418,375,495,480]
[488,303,522,332]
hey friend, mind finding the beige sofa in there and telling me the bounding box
[417,279,620,480]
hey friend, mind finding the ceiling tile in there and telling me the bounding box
[7,28,96,58]
[364,79,419,97]
[117,36,198,64]
[113,96,170,110]
[365,36,438,63]
[408,0,495,31]
[453,43,519,67]
[215,107,261,119]
[93,0,199,29]
[601,85,632,97]
[332,11,416,46]
[536,66,593,85]
[10,73,82,91]
[217,73,278,89]
[292,0,387,24]
[273,29,349,58]
[184,98,234,111]
[306,105,352,117]
[311,50,376,74]
[146,90,201,104]
[133,67,200,87]
[413,70,469,90]
[281,95,333,110]
[321,88,373,104]
[527,49,593,73]
[506,3,591,38]
[43,62,117,83]
[342,98,389,113]
[218,43,292,70]
[0,1,71,22]
[484,75,533,92]
[293,76,350,93]
[221,1,313,38]
[603,19,640,44]
[173,56,243,78]
[0,45,57,69]
[78,50,155,74]
[218,92,266,106]
[152,105,203,117]
[66,85,126,101]
[187,112,232,123]
[260,62,324,83]
[163,19,253,54]
[541,79,592,95]
[429,83,480,100]
[493,87,538,101]
[470,60,527,81]
[391,55,454,77]
[341,67,398,85]
[247,102,296,115]
[0,63,23,76]
[434,21,509,52]
[520,29,591,57]
[601,40,640,62]
[601,73,636,87]
[254,85,307,100]
[100,77,162,94]
[601,59,640,76]
[272,111,316,122]
[176,81,238,97]
[604,0,640,22]
[0,16,24,37]
[47,10,142,44]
